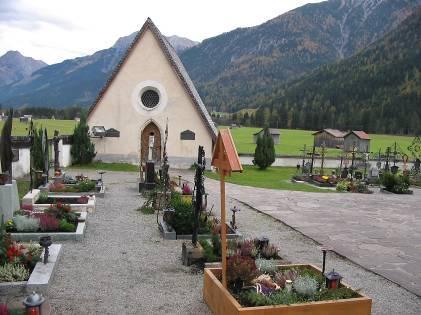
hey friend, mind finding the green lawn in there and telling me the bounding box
[206,166,333,193]
[17,179,30,200]
[69,162,138,172]
[226,127,414,157]
[0,118,77,137]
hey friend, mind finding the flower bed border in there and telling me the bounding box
[159,217,242,240]
[10,212,87,242]
[203,264,372,315]
[33,195,96,213]
[0,244,62,295]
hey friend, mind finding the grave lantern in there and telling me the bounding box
[211,129,243,288]
[325,269,343,289]
[23,291,45,315]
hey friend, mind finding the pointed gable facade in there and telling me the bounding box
[87,18,216,168]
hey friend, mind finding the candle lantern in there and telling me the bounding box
[39,236,52,264]
[23,291,45,315]
[325,269,343,289]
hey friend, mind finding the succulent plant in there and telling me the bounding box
[255,258,278,274]
[293,275,319,297]
[13,215,40,232]
[0,263,30,282]
[274,269,298,288]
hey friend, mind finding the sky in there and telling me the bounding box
[0,0,324,65]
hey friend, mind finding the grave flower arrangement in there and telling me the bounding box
[0,220,42,282]
[336,180,373,194]
[164,192,213,235]
[311,175,337,186]
[49,179,96,193]
[381,172,412,194]
[5,203,79,233]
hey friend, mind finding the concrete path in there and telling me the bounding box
[201,176,421,297]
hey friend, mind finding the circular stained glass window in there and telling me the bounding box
[141,89,160,108]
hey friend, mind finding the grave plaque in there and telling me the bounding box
[145,161,155,184]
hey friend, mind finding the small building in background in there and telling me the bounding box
[253,128,280,144]
[19,115,32,123]
[344,131,371,153]
[312,129,345,148]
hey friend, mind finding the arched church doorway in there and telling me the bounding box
[141,122,161,163]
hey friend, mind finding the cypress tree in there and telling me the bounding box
[253,128,275,170]
[70,114,96,164]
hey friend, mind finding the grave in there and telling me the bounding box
[0,180,20,222]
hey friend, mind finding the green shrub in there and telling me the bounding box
[71,114,96,164]
[0,263,30,282]
[59,219,76,232]
[168,193,194,234]
[199,240,219,262]
[253,128,275,170]
[336,180,348,192]
[381,172,397,191]
[316,287,359,300]
[76,180,96,192]
[13,216,40,232]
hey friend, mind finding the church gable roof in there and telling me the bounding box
[88,18,217,140]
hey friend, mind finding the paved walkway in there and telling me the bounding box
[200,176,421,297]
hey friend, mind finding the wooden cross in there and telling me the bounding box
[299,144,307,173]
[211,129,243,288]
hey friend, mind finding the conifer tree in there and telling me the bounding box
[253,128,275,170]
[70,114,96,164]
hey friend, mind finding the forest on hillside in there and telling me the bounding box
[222,10,421,135]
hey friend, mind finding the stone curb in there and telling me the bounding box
[0,244,62,295]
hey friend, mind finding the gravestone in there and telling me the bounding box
[341,167,349,179]
[370,168,379,178]
[0,180,20,222]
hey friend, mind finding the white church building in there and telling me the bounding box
[87,18,217,168]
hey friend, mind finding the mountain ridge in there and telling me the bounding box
[0,51,47,88]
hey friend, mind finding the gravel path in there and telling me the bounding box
[47,170,210,315]
[39,169,421,314]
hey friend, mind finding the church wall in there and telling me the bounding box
[87,28,214,167]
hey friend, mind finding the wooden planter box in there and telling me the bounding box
[203,264,372,315]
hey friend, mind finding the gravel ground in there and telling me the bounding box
[47,170,210,315]
[4,169,420,314]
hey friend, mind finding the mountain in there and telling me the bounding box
[0,33,198,108]
[0,51,47,87]
[180,0,421,112]
[166,35,199,53]
[0,0,419,109]
[254,8,421,135]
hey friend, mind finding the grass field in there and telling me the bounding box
[206,166,333,193]
[0,118,77,137]
[226,127,414,157]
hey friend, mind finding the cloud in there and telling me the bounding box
[0,0,76,31]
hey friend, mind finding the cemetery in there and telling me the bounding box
[0,19,420,315]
